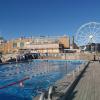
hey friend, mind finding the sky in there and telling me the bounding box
[0,0,100,40]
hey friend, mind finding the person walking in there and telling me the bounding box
[98,57,100,63]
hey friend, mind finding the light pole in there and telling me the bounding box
[64,49,66,60]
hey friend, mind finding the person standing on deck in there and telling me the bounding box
[93,54,96,61]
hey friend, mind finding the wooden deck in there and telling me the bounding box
[65,61,100,100]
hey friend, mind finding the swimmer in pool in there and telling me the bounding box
[19,82,24,87]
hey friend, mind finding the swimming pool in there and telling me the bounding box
[0,60,86,100]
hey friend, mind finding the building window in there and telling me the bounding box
[20,42,24,48]
[13,43,17,48]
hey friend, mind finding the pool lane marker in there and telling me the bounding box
[0,77,30,89]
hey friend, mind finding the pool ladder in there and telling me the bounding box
[39,86,56,100]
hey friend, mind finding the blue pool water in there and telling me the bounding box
[0,60,86,100]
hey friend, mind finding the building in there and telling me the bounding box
[0,35,70,54]
[25,35,70,53]
[0,37,6,53]
[85,43,100,52]
[70,36,79,49]
[0,37,32,54]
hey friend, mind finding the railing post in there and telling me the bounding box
[77,67,80,74]
[73,70,75,79]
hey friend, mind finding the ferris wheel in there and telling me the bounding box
[75,22,100,46]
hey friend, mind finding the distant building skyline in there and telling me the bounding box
[0,0,100,40]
